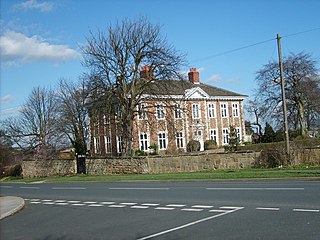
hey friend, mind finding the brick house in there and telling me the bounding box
[90,67,247,155]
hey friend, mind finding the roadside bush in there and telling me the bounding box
[204,140,217,150]
[187,140,200,152]
[8,164,22,177]
[132,149,147,157]
[254,149,286,168]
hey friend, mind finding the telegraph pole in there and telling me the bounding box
[277,33,290,159]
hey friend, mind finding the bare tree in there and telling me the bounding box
[82,17,186,156]
[255,52,320,135]
[2,86,59,156]
[56,79,89,173]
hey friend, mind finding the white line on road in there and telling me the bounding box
[100,202,115,205]
[120,202,137,205]
[155,207,175,211]
[108,205,126,208]
[220,206,244,209]
[42,200,53,202]
[30,199,40,201]
[181,208,203,212]
[83,201,97,204]
[209,209,227,213]
[293,209,320,213]
[256,207,280,211]
[191,205,213,209]
[137,207,244,240]
[108,188,170,190]
[52,187,86,190]
[72,203,86,206]
[43,202,55,205]
[141,203,160,206]
[166,204,185,207]
[55,200,67,202]
[206,188,304,191]
[1,186,13,188]
[67,201,80,203]
[131,206,149,209]
[56,203,69,206]
[20,187,40,189]
[88,204,103,207]
[30,201,41,204]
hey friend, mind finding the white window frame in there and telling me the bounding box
[138,103,147,120]
[207,103,216,118]
[104,135,111,153]
[232,103,239,117]
[192,103,200,119]
[117,136,123,153]
[236,127,241,143]
[222,128,229,145]
[174,104,182,119]
[103,114,110,125]
[221,103,228,118]
[139,132,149,151]
[156,103,165,120]
[210,129,218,143]
[158,132,167,150]
[94,136,100,154]
[176,131,184,148]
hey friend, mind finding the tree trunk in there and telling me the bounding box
[298,100,306,136]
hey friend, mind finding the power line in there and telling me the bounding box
[192,27,320,63]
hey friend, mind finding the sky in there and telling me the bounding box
[1,0,320,120]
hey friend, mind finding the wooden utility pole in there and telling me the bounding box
[277,33,290,159]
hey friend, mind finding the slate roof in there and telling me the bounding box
[144,79,248,98]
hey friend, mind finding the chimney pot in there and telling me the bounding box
[140,65,153,80]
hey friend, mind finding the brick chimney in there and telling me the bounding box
[188,68,200,84]
[140,65,154,80]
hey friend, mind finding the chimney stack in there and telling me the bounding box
[188,68,200,84]
[140,65,154,80]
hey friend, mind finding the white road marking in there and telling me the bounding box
[181,208,203,212]
[137,207,244,240]
[166,204,185,207]
[42,200,53,202]
[209,209,227,213]
[206,188,304,191]
[256,207,280,211]
[72,203,86,206]
[293,209,320,213]
[30,199,40,201]
[88,204,103,207]
[1,186,13,188]
[56,203,69,206]
[30,201,41,204]
[120,202,137,205]
[83,201,97,204]
[100,202,115,205]
[20,187,40,189]
[55,200,67,202]
[43,202,55,205]
[141,203,160,206]
[52,187,86,190]
[191,205,213,209]
[67,201,80,203]
[109,188,170,190]
[155,207,175,211]
[220,206,243,209]
[131,206,149,209]
[109,205,126,208]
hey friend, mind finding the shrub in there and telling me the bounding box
[8,164,22,177]
[187,140,200,152]
[149,143,158,155]
[132,150,147,157]
[204,140,217,150]
[254,148,286,168]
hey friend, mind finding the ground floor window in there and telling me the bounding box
[104,136,111,153]
[158,132,167,150]
[94,136,100,154]
[210,129,218,143]
[176,131,184,148]
[117,136,123,153]
[139,133,149,151]
[222,128,229,145]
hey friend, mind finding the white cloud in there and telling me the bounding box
[14,0,54,12]
[0,31,79,65]
[0,95,14,104]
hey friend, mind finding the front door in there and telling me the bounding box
[194,130,204,151]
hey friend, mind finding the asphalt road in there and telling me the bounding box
[1,180,320,239]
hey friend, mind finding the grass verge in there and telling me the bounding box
[2,166,320,183]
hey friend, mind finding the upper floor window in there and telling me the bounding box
[138,103,147,120]
[103,114,110,125]
[192,103,200,119]
[174,104,182,119]
[221,103,228,118]
[232,103,239,117]
[208,103,216,118]
[156,104,165,120]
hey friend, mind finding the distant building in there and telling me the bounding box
[90,67,247,155]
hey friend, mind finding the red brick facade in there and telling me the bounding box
[90,68,247,156]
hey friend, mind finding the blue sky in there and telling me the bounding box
[1,0,320,120]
